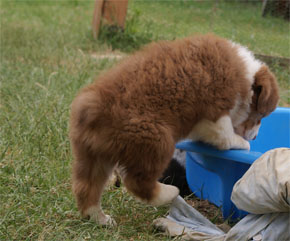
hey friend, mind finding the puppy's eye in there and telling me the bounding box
[257,120,261,125]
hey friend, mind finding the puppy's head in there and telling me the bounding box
[235,65,279,141]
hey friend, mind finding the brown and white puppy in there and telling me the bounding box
[69,34,279,226]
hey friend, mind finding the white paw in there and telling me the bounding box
[153,218,168,232]
[85,206,117,227]
[215,140,232,150]
[233,135,250,150]
[153,218,190,236]
[97,214,117,227]
[148,183,179,206]
[216,135,250,150]
[241,139,250,150]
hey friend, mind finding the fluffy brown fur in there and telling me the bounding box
[69,34,279,225]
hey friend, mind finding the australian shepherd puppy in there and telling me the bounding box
[69,34,279,226]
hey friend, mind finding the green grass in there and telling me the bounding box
[0,0,289,240]
[133,0,289,57]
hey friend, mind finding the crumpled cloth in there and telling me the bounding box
[154,148,290,240]
[231,148,290,214]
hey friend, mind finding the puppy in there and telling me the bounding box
[69,34,279,226]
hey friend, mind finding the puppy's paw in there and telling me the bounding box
[153,218,190,236]
[215,140,232,150]
[97,214,117,227]
[215,135,250,151]
[148,183,179,206]
[84,207,116,227]
[233,135,250,150]
[240,139,250,150]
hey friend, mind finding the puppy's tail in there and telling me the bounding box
[69,86,110,150]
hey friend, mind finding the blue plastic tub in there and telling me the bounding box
[176,107,290,220]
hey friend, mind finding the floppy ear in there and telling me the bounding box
[253,66,279,115]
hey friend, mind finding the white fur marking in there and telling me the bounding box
[229,94,252,128]
[231,41,262,85]
[116,165,127,179]
[245,123,261,141]
[147,183,179,207]
[172,149,186,168]
[188,115,250,150]
[84,206,116,226]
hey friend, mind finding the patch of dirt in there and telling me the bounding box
[186,198,224,224]
[186,196,232,232]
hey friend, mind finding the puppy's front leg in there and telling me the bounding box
[190,115,250,150]
[213,116,250,150]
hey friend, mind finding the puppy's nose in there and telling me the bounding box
[252,135,257,140]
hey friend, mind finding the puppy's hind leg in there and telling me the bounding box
[123,174,179,207]
[121,138,179,206]
[148,182,180,206]
[72,151,116,226]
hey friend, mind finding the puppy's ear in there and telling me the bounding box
[253,65,279,116]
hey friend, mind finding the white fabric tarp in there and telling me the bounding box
[154,148,290,240]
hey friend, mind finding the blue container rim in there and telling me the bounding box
[176,107,290,165]
[176,141,262,165]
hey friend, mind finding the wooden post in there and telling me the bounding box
[92,0,129,39]
[92,0,105,39]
